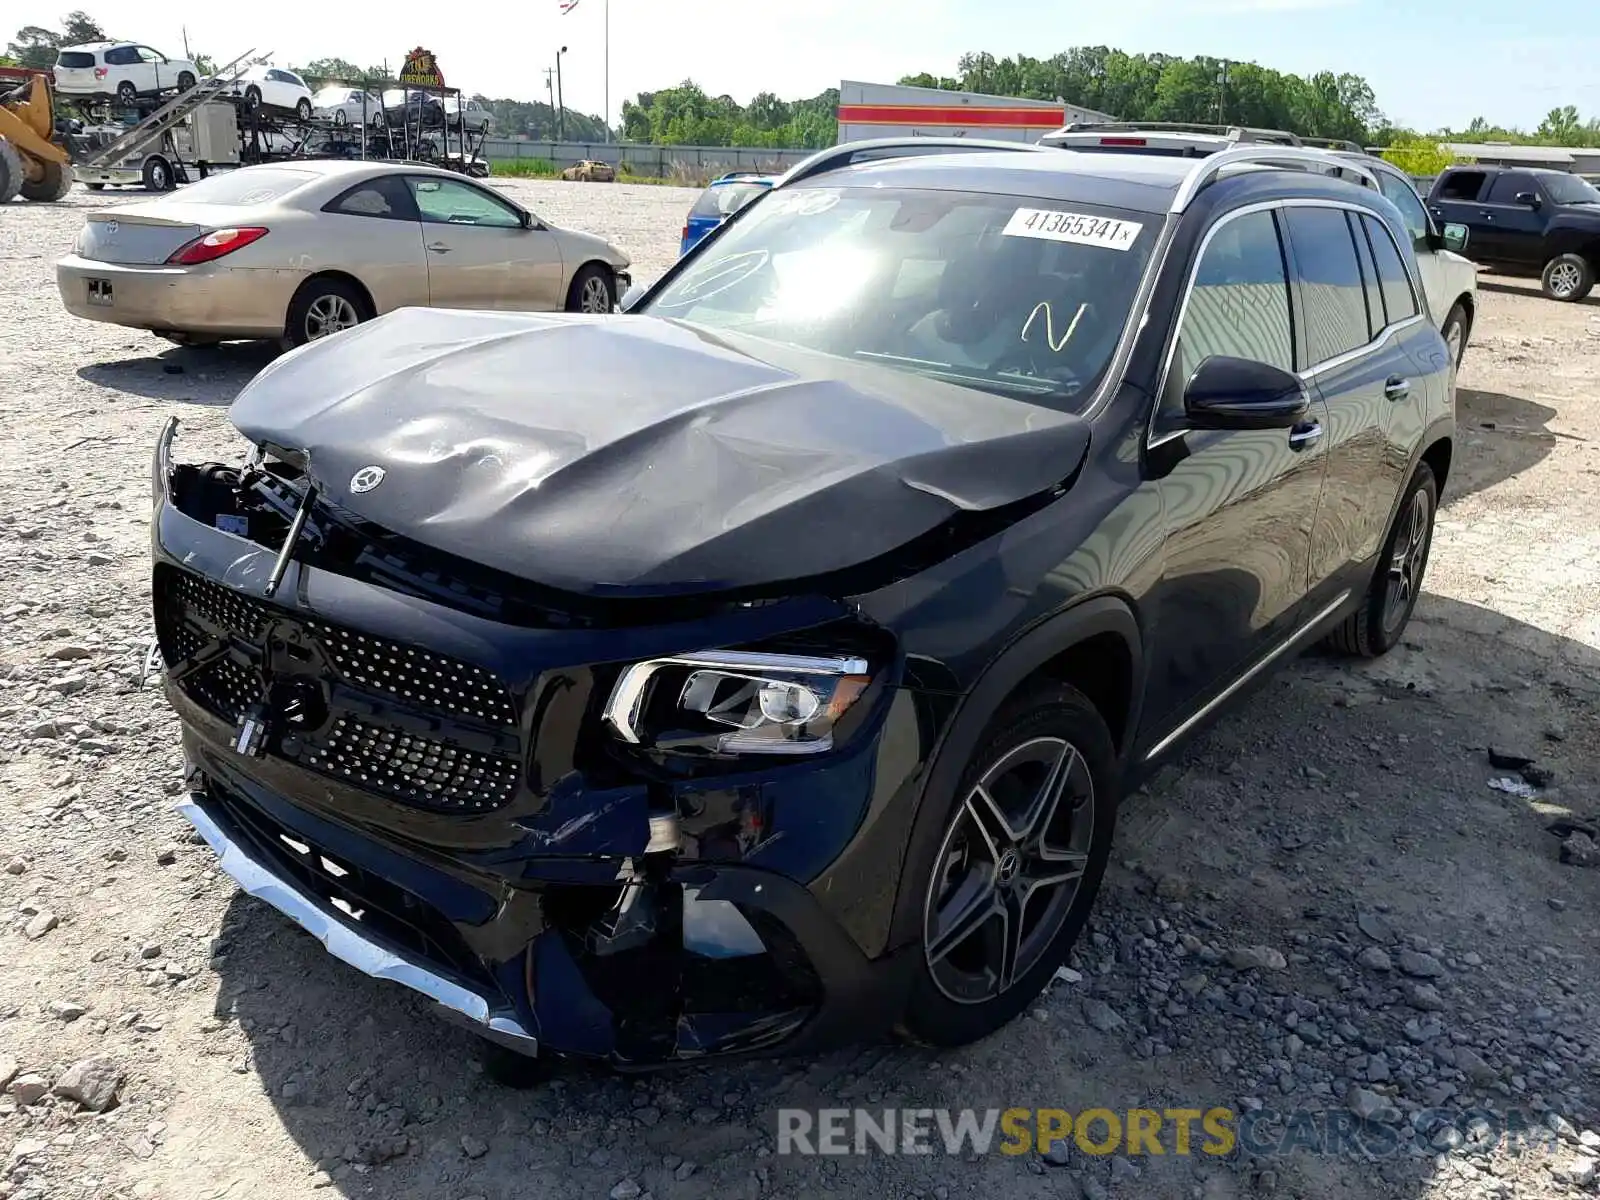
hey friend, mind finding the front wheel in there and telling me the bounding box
[1325,463,1438,658]
[1541,252,1594,302]
[177,71,196,91]
[243,85,262,111]
[141,155,174,192]
[21,159,73,201]
[565,263,616,313]
[899,683,1117,1048]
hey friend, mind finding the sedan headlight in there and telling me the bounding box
[603,650,872,757]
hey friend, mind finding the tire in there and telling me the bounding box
[1540,253,1594,302]
[142,155,174,192]
[0,138,22,205]
[116,81,137,105]
[284,277,371,347]
[21,159,73,201]
[478,1040,549,1089]
[296,98,312,122]
[332,109,347,126]
[898,683,1117,1048]
[1325,462,1438,658]
[565,263,616,314]
[1439,302,1469,375]
[87,182,105,191]
[177,71,196,91]
[244,85,262,111]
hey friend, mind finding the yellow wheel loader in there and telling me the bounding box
[0,72,74,203]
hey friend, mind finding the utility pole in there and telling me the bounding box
[1217,59,1230,125]
[555,46,567,142]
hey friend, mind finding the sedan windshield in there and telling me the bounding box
[641,186,1156,411]
[1543,174,1600,205]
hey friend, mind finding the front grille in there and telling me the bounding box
[302,713,520,812]
[208,785,497,992]
[156,566,522,814]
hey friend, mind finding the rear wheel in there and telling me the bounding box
[1325,462,1438,658]
[565,263,616,313]
[295,98,312,122]
[284,277,371,347]
[142,155,174,192]
[1541,253,1594,302]
[21,159,73,201]
[177,71,196,90]
[899,683,1117,1048]
[116,80,137,105]
[243,85,262,111]
[0,138,22,204]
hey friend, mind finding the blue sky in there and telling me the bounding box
[127,0,1600,132]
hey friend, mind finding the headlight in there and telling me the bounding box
[603,650,872,757]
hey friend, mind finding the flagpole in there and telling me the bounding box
[604,0,610,141]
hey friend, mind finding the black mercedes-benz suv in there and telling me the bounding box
[152,139,1455,1068]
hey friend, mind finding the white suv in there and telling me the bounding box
[53,42,200,103]
[229,64,314,121]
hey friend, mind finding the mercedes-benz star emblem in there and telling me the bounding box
[349,465,386,493]
[996,849,1020,884]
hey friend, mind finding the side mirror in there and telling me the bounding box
[1513,191,1541,208]
[1184,356,1309,431]
[619,283,647,312]
[1441,222,1469,253]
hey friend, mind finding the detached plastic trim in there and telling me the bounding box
[176,795,539,1054]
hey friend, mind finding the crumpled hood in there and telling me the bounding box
[229,307,1089,597]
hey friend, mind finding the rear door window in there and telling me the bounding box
[104,46,140,66]
[1345,211,1383,341]
[1435,170,1486,201]
[1284,206,1370,366]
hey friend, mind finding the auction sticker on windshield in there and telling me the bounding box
[1002,208,1143,251]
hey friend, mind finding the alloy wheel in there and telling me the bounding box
[1383,487,1431,634]
[579,275,612,313]
[304,294,360,341]
[1549,261,1583,299]
[923,736,1095,1004]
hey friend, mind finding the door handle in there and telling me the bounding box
[1384,375,1411,401]
[1288,422,1322,451]
[1477,211,1493,221]
[427,242,452,254]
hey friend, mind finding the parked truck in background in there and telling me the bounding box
[1426,164,1600,301]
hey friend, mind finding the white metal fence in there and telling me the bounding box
[481,139,814,178]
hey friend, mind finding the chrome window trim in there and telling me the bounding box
[1145,197,1425,452]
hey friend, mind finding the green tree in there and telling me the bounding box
[7,11,106,68]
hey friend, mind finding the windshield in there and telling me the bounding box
[691,181,771,219]
[1543,174,1600,205]
[166,167,317,205]
[643,185,1155,411]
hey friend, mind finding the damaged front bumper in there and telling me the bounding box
[152,421,926,1066]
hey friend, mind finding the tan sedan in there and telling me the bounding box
[57,160,632,346]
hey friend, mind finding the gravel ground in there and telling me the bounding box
[2,179,1599,1200]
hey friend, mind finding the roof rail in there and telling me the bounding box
[1299,135,1367,153]
[1171,145,1380,213]
[1051,120,1304,146]
[774,136,1045,189]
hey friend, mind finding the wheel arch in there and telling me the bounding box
[884,593,1145,951]
[285,270,377,332]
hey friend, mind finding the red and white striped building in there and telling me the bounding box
[836,79,1115,145]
